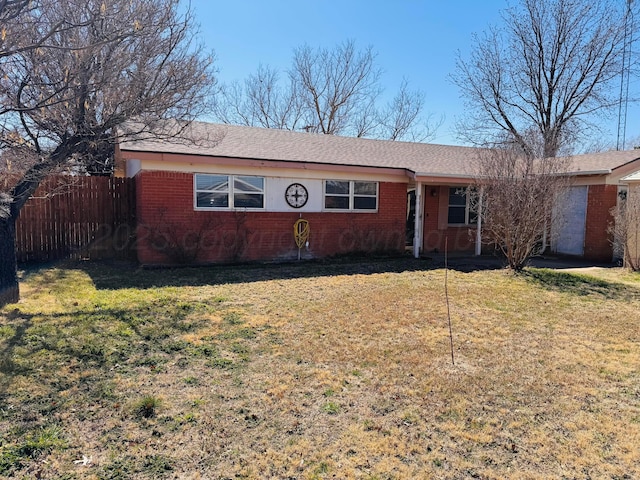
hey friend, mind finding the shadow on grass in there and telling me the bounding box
[44,255,459,291]
[27,254,619,292]
[523,268,640,300]
[25,255,630,294]
[0,310,32,399]
[0,289,243,476]
[0,296,221,407]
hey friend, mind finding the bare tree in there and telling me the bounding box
[472,146,573,271]
[214,40,437,141]
[609,186,640,271]
[453,0,633,158]
[214,65,303,130]
[291,41,382,137]
[378,79,444,142]
[0,0,216,305]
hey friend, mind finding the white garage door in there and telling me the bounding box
[552,186,588,256]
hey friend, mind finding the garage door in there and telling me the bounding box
[552,186,588,256]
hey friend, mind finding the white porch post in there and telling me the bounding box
[475,186,483,256]
[413,182,423,258]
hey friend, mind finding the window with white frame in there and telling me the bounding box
[447,187,476,225]
[195,174,264,209]
[324,180,378,211]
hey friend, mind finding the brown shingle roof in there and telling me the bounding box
[119,121,640,177]
[559,149,640,174]
[120,122,482,176]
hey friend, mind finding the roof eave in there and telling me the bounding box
[565,169,612,176]
[412,172,477,183]
[120,148,413,178]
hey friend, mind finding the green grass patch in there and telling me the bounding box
[0,425,67,475]
[133,395,162,419]
[322,401,340,415]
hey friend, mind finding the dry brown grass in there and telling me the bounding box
[0,259,639,479]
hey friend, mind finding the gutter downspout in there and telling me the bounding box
[413,182,423,258]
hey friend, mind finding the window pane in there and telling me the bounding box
[325,196,350,209]
[448,206,466,224]
[197,192,228,208]
[354,181,377,195]
[235,176,264,192]
[196,174,228,191]
[325,180,350,195]
[448,187,466,206]
[354,196,377,210]
[234,193,264,208]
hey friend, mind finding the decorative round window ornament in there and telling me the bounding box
[285,183,308,208]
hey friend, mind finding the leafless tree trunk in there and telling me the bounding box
[453,0,633,158]
[472,147,573,271]
[0,0,217,305]
[609,186,640,271]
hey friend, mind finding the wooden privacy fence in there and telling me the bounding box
[15,176,136,263]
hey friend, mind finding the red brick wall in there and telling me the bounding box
[423,225,475,254]
[584,184,617,261]
[421,186,475,254]
[417,184,617,260]
[135,170,406,264]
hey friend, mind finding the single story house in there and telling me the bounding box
[115,121,640,265]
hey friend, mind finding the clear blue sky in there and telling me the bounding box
[190,0,640,149]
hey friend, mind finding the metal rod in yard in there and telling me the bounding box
[445,237,455,365]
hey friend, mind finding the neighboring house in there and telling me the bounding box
[115,122,640,265]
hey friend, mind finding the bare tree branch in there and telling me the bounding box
[378,79,442,142]
[453,0,633,157]
[213,40,438,141]
[291,40,382,136]
[213,65,303,130]
[0,0,217,304]
[472,145,573,270]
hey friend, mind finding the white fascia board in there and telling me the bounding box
[620,170,640,183]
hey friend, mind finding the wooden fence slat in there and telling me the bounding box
[15,175,136,263]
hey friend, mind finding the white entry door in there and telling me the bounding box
[552,186,588,256]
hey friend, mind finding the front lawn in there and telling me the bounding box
[1,259,639,479]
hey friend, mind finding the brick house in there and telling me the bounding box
[116,122,640,265]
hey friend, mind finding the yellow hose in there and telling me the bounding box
[294,219,310,249]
